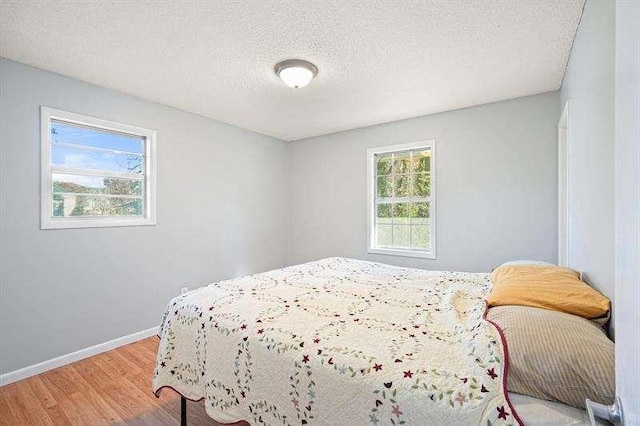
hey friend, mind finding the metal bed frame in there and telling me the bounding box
[181,396,187,426]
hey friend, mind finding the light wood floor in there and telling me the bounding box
[0,337,246,425]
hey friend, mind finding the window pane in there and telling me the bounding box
[394,175,411,197]
[52,194,143,217]
[411,218,430,226]
[51,120,144,154]
[376,203,393,224]
[411,202,430,222]
[412,150,431,172]
[52,144,144,174]
[413,173,430,197]
[52,173,143,196]
[411,225,430,249]
[376,175,393,198]
[393,151,411,174]
[376,154,393,175]
[392,224,410,248]
[393,202,411,224]
[376,224,393,247]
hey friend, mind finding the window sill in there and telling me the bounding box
[368,247,436,259]
[41,217,156,230]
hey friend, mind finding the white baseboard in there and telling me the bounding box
[0,326,159,387]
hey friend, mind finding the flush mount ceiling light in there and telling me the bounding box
[274,59,318,89]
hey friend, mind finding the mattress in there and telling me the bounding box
[509,393,588,426]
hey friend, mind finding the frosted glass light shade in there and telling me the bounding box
[275,59,318,89]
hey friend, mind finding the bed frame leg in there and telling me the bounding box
[181,396,187,426]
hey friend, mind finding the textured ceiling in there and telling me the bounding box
[0,1,583,141]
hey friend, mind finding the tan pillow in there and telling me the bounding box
[488,265,611,319]
[486,305,614,409]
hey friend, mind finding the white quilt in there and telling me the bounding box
[153,258,521,425]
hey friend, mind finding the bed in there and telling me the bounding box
[152,257,601,425]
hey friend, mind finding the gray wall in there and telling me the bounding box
[289,92,559,272]
[0,59,290,374]
[614,0,640,420]
[0,60,563,376]
[559,0,615,299]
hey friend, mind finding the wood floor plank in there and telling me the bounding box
[99,379,175,425]
[13,380,55,425]
[88,351,131,382]
[27,376,58,409]
[71,356,118,392]
[0,386,32,425]
[25,378,72,425]
[109,348,144,377]
[126,372,157,404]
[0,337,244,425]
[66,391,105,425]
[78,387,123,424]
[139,337,160,354]
[117,344,155,372]
[43,403,71,425]
[56,391,83,425]
[39,363,92,402]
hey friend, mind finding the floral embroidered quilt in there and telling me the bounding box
[153,257,521,425]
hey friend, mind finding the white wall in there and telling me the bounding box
[559,0,615,300]
[614,0,639,422]
[0,59,290,375]
[289,92,559,272]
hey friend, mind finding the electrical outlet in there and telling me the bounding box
[180,286,189,295]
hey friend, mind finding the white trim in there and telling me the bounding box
[51,166,144,180]
[43,216,155,230]
[0,326,158,387]
[368,247,436,259]
[368,140,433,155]
[54,192,142,200]
[40,107,158,230]
[376,196,430,204]
[366,140,437,259]
[52,141,144,157]
[558,101,570,267]
[47,108,156,138]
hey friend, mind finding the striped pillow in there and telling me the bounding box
[486,305,614,409]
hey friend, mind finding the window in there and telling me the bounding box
[367,140,436,258]
[41,107,157,229]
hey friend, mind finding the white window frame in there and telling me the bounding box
[367,140,436,259]
[40,107,157,229]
